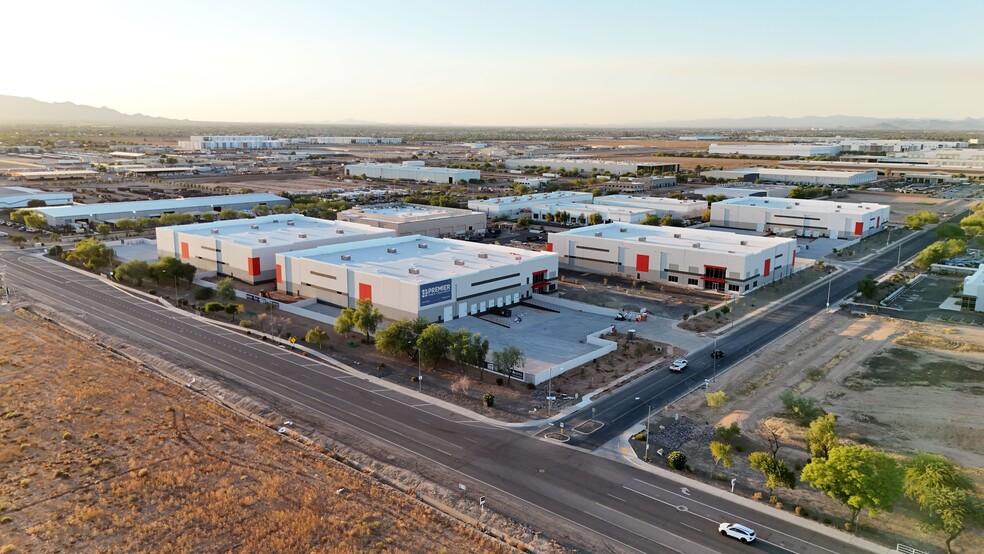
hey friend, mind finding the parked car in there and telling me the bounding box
[710,350,724,359]
[669,358,688,372]
[719,523,756,544]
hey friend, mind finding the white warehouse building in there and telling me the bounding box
[710,197,890,239]
[177,136,286,150]
[31,193,290,228]
[708,144,841,157]
[337,203,487,237]
[469,191,593,217]
[962,265,984,313]
[344,161,480,184]
[156,215,395,285]
[308,137,403,145]
[0,186,73,209]
[702,167,878,187]
[276,235,559,323]
[503,158,679,175]
[548,223,797,294]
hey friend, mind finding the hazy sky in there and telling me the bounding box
[3,0,982,125]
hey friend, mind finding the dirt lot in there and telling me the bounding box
[0,310,515,554]
[847,191,967,224]
[643,312,984,552]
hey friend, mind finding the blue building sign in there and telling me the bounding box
[419,279,452,307]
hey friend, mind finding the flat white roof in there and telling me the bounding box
[344,162,476,174]
[343,203,478,220]
[166,215,390,248]
[593,195,705,209]
[284,235,555,283]
[554,223,793,254]
[469,191,592,206]
[34,193,287,218]
[715,167,877,178]
[0,186,46,197]
[718,197,888,215]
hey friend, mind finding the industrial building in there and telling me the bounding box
[548,223,797,294]
[695,185,794,199]
[708,144,841,157]
[962,265,984,312]
[593,196,706,220]
[344,161,480,184]
[503,158,679,175]
[711,197,890,239]
[157,215,394,284]
[307,137,403,145]
[838,139,969,153]
[276,235,559,323]
[0,187,73,209]
[32,193,290,228]
[177,136,285,150]
[469,191,594,217]
[337,203,487,237]
[11,169,99,181]
[702,167,879,187]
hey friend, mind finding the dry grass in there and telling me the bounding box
[0,312,511,554]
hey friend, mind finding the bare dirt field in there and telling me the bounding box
[558,140,741,150]
[644,312,984,552]
[846,191,967,223]
[0,310,514,554]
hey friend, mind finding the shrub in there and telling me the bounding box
[496,377,504,386]
[54,470,69,479]
[633,432,646,441]
[705,391,729,408]
[843,522,853,533]
[48,245,64,257]
[239,320,253,329]
[61,432,72,441]
[752,492,763,501]
[716,422,741,441]
[194,287,214,301]
[779,390,822,424]
[147,289,156,295]
[482,392,494,407]
[806,366,825,381]
[769,495,778,504]
[775,502,783,510]
[526,382,535,390]
[822,518,832,525]
[794,506,807,517]
[667,451,686,470]
[411,375,419,382]
[0,516,11,525]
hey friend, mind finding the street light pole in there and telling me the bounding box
[897,242,903,267]
[826,278,832,309]
[645,403,652,461]
[712,335,718,382]
[417,348,422,393]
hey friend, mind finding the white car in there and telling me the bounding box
[719,523,756,543]
[669,358,688,372]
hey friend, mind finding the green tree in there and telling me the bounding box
[806,413,839,460]
[252,204,271,217]
[203,302,225,315]
[8,235,27,247]
[588,212,604,225]
[641,212,661,226]
[748,451,796,492]
[113,259,150,286]
[305,326,328,349]
[149,256,196,286]
[801,445,904,528]
[352,298,383,341]
[905,210,940,230]
[64,238,113,270]
[904,453,982,554]
[23,213,46,229]
[416,323,453,369]
[667,451,687,470]
[224,303,243,321]
[218,209,244,220]
[215,277,237,302]
[913,239,966,269]
[856,274,878,300]
[375,317,429,359]
[95,223,112,237]
[779,390,822,424]
[334,308,356,338]
[26,198,47,208]
[710,441,733,471]
[448,329,489,367]
[114,219,137,236]
[491,345,525,383]
[934,223,965,240]
[10,209,31,223]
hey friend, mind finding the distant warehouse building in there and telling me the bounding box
[0,187,73,209]
[502,158,679,175]
[962,265,984,313]
[702,167,878,187]
[711,197,890,239]
[337,203,486,237]
[32,193,289,228]
[548,223,797,294]
[344,161,480,184]
[469,191,593,218]
[276,235,559,323]
[157,215,394,284]
[708,144,841,157]
[308,137,403,145]
[177,136,285,150]
[12,169,99,181]
[468,192,703,223]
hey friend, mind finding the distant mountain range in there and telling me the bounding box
[0,94,196,126]
[1,94,983,130]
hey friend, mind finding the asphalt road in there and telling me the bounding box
[0,251,877,554]
[555,225,944,450]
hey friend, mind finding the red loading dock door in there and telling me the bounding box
[359,283,372,301]
[764,259,771,277]
[276,264,283,284]
[854,221,864,236]
[636,254,649,273]
[248,257,261,276]
[180,242,189,259]
[545,242,553,252]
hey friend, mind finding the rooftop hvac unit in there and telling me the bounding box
[740,240,748,245]
[210,229,219,234]
[408,268,420,275]
[692,243,700,248]
[298,233,307,239]
[794,202,800,205]
[250,224,259,230]
[335,229,345,234]
[341,254,351,261]
[594,231,602,237]
[478,252,488,259]
[272,219,279,223]
[418,243,428,249]
[287,220,295,226]
[673,233,681,238]
[387,247,397,253]
[257,238,267,244]
[764,199,769,203]
[454,259,465,266]
[619,228,627,233]
[837,205,842,209]
[515,256,522,261]
[638,236,646,242]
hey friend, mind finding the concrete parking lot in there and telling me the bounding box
[886,273,984,325]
